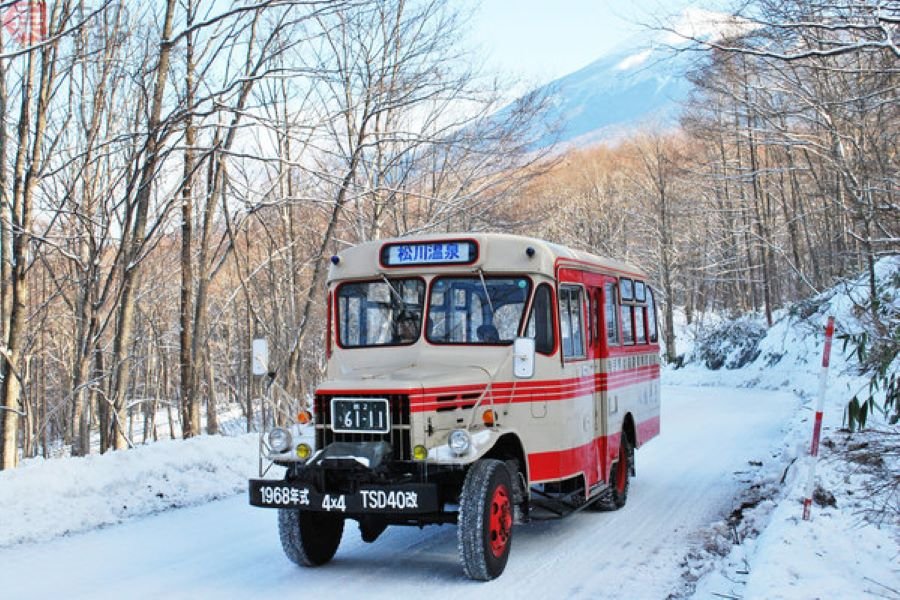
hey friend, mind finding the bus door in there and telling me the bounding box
[596,277,620,481]
[557,270,596,484]
[577,271,607,489]
[587,286,605,471]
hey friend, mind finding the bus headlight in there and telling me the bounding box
[267,427,292,453]
[448,429,471,456]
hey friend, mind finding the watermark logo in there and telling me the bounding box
[3,1,47,46]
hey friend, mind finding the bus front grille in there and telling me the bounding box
[314,393,412,461]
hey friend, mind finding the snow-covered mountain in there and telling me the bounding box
[517,8,754,149]
[530,33,693,148]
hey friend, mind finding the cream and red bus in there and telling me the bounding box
[249,233,661,580]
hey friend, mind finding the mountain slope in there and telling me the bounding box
[533,35,692,148]
[514,8,755,149]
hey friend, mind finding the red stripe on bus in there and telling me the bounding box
[318,365,660,413]
[637,415,660,444]
[410,372,659,412]
[316,364,658,395]
[527,415,658,486]
[528,437,603,485]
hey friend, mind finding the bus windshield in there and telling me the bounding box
[426,276,531,345]
[337,278,425,347]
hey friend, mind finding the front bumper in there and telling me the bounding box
[249,478,439,514]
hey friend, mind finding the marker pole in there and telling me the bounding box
[802,316,835,521]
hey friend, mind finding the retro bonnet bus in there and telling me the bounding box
[249,233,661,580]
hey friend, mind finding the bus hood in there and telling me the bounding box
[320,361,505,393]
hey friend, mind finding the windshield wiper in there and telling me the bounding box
[379,274,406,308]
[477,268,495,319]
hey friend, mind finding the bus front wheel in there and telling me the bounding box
[278,508,344,567]
[458,459,514,580]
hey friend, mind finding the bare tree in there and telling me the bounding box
[629,133,687,362]
[672,0,899,316]
[1,1,70,469]
[0,0,554,463]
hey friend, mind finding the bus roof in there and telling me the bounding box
[327,233,648,283]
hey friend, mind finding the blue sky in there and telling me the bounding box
[468,0,708,85]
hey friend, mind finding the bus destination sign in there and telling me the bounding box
[382,240,476,267]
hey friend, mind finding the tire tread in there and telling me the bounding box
[278,508,344,567]
[457,459,512,580]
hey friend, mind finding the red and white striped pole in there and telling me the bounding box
[802,316,835,521]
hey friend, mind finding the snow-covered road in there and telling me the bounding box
[0,386,799,599]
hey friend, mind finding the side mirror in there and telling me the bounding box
[513,337,535,379]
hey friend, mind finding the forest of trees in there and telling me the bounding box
[520,0,897,362]
[0,0,896,467]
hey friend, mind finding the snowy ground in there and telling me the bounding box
[0,434,259,547]
[0,385,800,599]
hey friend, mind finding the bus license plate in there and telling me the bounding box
[331,398,390,434]
[249,480,438,513]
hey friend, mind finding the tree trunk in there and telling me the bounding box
[98,346,110,454]
[109,0,177,450]
[0,28,10,348]
[1,32,41,470]
[205,353,218,435]
[179,14,198,439]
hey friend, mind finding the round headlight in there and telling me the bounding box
[267,427,292,453]
[448,429,471,456]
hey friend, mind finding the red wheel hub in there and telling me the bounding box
[489,484,512,558]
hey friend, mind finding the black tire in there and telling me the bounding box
[278,508,344,567]
[457,459,514,581]
[608,432,632,509]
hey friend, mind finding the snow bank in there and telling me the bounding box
[667,255,900,419]
[669,256,900,599]
[743,465,898,599]
[0,434,260,547]
[691,427,900,599]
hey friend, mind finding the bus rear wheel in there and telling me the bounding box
[609,432,632,509]
[458,459,514,580]
[591,431,632,511]
[278,508,344,567]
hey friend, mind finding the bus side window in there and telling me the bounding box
[647,287,659,342]
[635,305,646,343]
[525,284,555,354]
[571,288,585,357]
[604,282,619,345]
[621,304,635,345]
[559,285,585,359]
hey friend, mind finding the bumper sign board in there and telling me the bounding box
[249,479,439,514]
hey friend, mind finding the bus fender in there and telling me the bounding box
[426,427,526,473]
